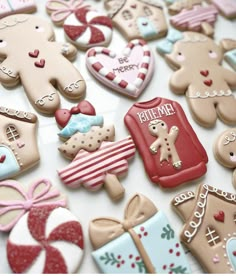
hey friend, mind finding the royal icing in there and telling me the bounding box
[86,39,154,98]
[0,0,36,19]
[225,49,236,71]
[211,0,236,18]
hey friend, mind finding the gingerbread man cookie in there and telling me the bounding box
[0,106,39,180]
[104,0,167,41]
[149,120,182,170]
[0,14,86,115]
[157,30,236,128]
[46,0,113,50]
[213,128,236,188]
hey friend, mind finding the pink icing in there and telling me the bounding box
[212,0,236,17]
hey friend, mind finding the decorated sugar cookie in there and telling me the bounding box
[104,0,167,41]
[0,178,84,273]
[124,97,208,188]
[172,183,236,273]
[221,39,236,71]
[0,14,86,115]
[157,30,236,127]
[208,0,236,19]
[167,0,202,15]
[86,39,154,98]
[170,5,218,36]
[0,106,39,181]
[46,0,113,50]
[213,128,236,188]
[89,193,191,273]
[0,0,37,19]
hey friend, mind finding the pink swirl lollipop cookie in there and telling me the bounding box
[86,39,154,98]
[46,0,113,50]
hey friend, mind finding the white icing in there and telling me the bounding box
[50,241,83,273]
[45,207,79,238]
[25,251,45,274]
[93,25,112,44]
[0,16,28,29]
[9,213,39,246]
[0,107,32,120]
[64,80,83,93]
[0,67,17,78]
[65,13,83,27]
[35,92,56,106]
[77,28,92,45]
[224,132,236,145]
[86,10,100,22]
[174,191,195,205]
[187,89,232,99]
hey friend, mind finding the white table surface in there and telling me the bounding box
[0,0,236,273]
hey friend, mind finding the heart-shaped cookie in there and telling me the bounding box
[86,39,154,98]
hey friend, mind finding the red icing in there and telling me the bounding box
[124,97,208,188]
[233,251,236,256]
[0,155,6,163]
[55,100,96,128]
[7,206,84,273]
[64,25,87,41]
[131,4,137,8]
[89,16,113,29]
[214,210,225,222]
[29,49,39,58]
[204,79,213,86]
[200,70,209,77]
[75,7,89,24]
[89,25,105,44]
[34,59,45,68]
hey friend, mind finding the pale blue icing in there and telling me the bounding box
[226,237,236,272]
[92,211,191,274]
[0,145,20,180]
[58,114,104,138]
[137,17,158,39]
[164,0,176,4]
[225,49,236,71]
[157,29,183,54]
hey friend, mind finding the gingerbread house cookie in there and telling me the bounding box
[104,0,167,41]
[172,183,236,273]
[0,107,39,180]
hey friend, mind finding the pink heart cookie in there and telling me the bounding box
[86,39,154,98]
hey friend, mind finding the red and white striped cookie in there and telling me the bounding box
[86,39,154,98]
[7,206,84,274]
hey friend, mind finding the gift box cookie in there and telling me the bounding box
[0,106,39,180]
[89,193,191,273]
[172,183,236,273]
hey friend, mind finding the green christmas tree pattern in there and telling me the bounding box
[161,224,175,240]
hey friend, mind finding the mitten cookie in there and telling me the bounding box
[104,0,167,41]
[46,0,113,50]
[157,30,236,128]
[89,193,191,273]
[172,183,236,273]
[86,39,154,98]
[0,14,86,115]
[124,97,208,188]
[0,106,39,180]
[213,128,236,188]
[170,5,218,36]
[0,178,84,274]
[0,0,36,19]
[58,136,135,201]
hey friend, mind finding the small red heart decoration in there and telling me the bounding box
[35,59,45,68]
[28,49,39,58]
[233,251,236,256]
[0,155,6,163]
[131,4,137,8]
[200,70,209,77]
[204,79,213,86]
[214,211,225,222]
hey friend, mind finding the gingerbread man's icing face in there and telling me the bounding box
[166,32,223,69]
[0,14,86,115]
[148,120,167,136]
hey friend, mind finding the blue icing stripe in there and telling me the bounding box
[225,49,236,70]
[0,145,20,180]
[137,17,158,39]
[92,211,191,273]
[58,114,104,138]
[226,237,236,272]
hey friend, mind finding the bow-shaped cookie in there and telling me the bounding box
[46,0,89,24]
[157,29,183,54]
[89,193,157,273]
[0,178,67,231]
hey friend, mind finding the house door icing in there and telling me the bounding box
[226,237,236,272]
[136,17,157,39]
[0,145,20,180]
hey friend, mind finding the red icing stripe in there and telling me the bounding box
[89,25,105,44]
[102,48,111,55]
[139,39,146,46]
[127,42,134,49]
[119,80,128,88]
[89,16,113,29]
[87,49,97,57]
[43,245,67,273]
[138,73,146,80]
[144,51,151,56]
[141,63,149,69]
[75,7,89,24]
[106,72,116,80]
[92,62,103,72]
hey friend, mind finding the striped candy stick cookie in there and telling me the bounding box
[58,136,136,201]
[86,39,154,98]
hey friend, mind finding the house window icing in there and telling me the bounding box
[206,226,221,246]
[6,125,20,141]
[143,6,153,16]
[122,10,133,20]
